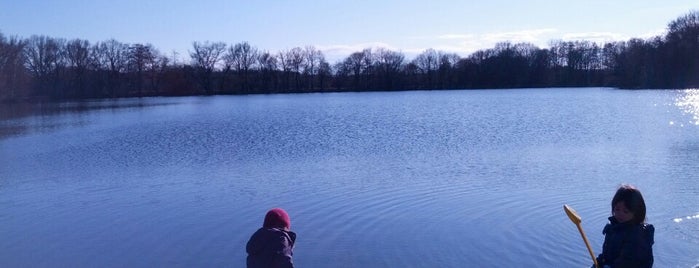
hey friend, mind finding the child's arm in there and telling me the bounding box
[269,231,295,268]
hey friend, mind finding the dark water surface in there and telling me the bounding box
[1,88,698,267]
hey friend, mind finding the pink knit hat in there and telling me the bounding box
[263,208,291,229]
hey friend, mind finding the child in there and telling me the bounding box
[246,208,296,268]
[595,184,654,268]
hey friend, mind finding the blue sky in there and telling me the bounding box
[1,0,696,62]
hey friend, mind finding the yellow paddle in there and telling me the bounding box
[564,204,599,268]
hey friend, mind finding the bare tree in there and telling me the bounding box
[223,41,258,92]
[340,48,372,89]
[127,43,157,96]
[374,48,405,90]
[317,60,332,91]
[65,39,91,97]
[549,40,601,85]
[24,35,66,97]
[0,32,29,100]
[286,47,304,90]
[277,49,291,90]
[412,49,439,88]
[189,41,226,94]
[146,54,169,94]
[437,52,460,88]
[91,39,129,97]
[665,11,699,87]
[271,47,304,91]
[303,46,326,90]
[65,39,91,70]
[258,51,278,91]
[97,39,129,73]
[413,49,439,73]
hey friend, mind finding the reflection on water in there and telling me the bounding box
[674,213,699,223]
[675,88,699,125]
[0,98,179,139]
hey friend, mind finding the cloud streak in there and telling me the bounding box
[561,32,627,43]
[318,28,655,62]
[316,42,398,62]
[481,29,558,44]
[408,29,562,55]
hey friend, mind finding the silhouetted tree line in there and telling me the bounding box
[2,11,699,102]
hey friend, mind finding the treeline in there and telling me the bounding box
[1,11,698,101]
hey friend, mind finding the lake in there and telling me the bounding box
[1,88,698,267]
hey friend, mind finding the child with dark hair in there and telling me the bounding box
[595,184,654,268]
[246,208,296,268]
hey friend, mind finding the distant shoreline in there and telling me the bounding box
[2,11,698,102]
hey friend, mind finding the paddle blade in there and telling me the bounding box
[564,204,582,224]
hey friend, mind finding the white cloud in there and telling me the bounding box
[638,28,667,39]
[482,29,558,44]
[423,29,559,53]
[561,32,627,43]
[432,29,559,55]
[317,29,559,61]
[316,42,397,62]
[317,28,659,61]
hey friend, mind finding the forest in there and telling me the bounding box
[1,11,698,102]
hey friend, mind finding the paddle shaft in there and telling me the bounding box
[574,222,599,268]
[564,205,599,268]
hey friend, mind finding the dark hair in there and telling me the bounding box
[611,184,647,224]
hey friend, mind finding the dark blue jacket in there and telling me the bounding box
[596,217,654,268]
[246,227,296,268]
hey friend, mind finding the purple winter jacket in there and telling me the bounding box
[246,227,296,268]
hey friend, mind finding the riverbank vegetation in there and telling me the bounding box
[1,11,698,101]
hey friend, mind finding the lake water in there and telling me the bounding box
[1,88,698,267]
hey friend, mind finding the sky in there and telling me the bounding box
[1,0,697,63]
